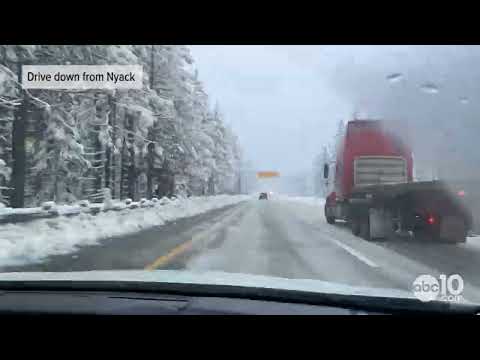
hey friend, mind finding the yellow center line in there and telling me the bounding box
[144,239,194,270]
[144,204,245,270]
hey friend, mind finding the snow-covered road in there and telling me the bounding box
[183,198,480,302]
[4,196,480,302]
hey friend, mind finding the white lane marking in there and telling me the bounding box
[324,234,379,268]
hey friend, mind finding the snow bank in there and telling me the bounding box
[0,195,248,267]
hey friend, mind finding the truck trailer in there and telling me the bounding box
[324,119,473,243]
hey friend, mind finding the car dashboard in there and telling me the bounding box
[0,290,378,315]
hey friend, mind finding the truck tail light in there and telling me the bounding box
[427,215,436,225]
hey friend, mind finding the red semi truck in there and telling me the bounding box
[324,119,472,243]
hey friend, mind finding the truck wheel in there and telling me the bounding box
[351,219,361,236]
[368,208,392,242]
[359,218,371,241]
[359,217,384,242]
[325,205,335,225]
[351,215,375,241]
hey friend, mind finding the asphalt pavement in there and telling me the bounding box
[3,197,480,302]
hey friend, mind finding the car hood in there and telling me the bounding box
[0,270,415,299]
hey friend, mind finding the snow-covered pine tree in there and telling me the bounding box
[0,45,39,207]
[203,104,240,194]
[0,45,244,205]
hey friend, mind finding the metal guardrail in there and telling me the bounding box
[0,198,168,225]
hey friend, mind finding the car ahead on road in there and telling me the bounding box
[259,192,268,200]
[0,270,476,315]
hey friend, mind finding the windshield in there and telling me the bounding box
[0,45,478,305]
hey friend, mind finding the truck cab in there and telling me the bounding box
[337,120,412,198]
[325,119,413,222]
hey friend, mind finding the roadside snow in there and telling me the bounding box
[0,195,248,267]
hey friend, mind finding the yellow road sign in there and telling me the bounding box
[257,171,280,178]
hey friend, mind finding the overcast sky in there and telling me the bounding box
[190,45,480,179]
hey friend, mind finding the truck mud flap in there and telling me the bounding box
[369,208,393,240]
[414,216,467,243]
[440,216,467,243]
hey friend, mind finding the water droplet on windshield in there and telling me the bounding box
[460,97,469,104]
[387,73,403,82]
[420,83,439,94]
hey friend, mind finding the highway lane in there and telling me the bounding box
[3,197,480,302]
[184,199,480,302]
